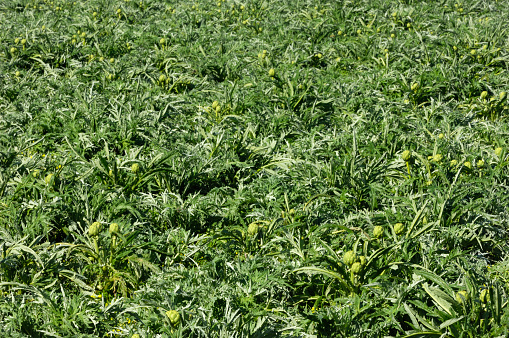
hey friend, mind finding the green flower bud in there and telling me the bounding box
[109,223,119,235]
[480,91,488,100]
[247,223,259,237]
[160,38,166,45]
[464,161,472,169]
[268,68,275,77]
[351,262,362,274]
[373,226,384,238]
[212,101,219,109]
[159,74,166,82]
[479,289,490,304]
[500,92,507,101]
[495,147,503,157]
[343,250,356,266]
[166,310,181,326]
[88,222,102,237]
[477,159,484,168]
[45,173,54,185]
[433,154,443,162]
[358,256,366,267]
[411,83,419,91]
[450,159,458,167]
[215,105,221,113]
[132,334,140,338]
[456,290,469,304]
[402,150,411,162]
[394,223,405,235]
[131,163,140,174]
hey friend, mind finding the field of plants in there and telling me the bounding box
[1,0,509,336]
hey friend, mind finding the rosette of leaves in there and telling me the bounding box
[475,90,508,120]
[64,222,159,297]
[294,237,398,296]
[213,219,278,254]
[403,269,507,337]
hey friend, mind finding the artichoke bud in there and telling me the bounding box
[394,223,405,235]
[131,163,140,174]
[433,154,442,162]
[45,173,54,185]
[464,161,472,169]
[480,91,488,100]
[480,289,490,304]
[456,290,469,304]
[500,91,507,101]
[402,150,411,162]
[359,256,366,267]
[495,147,503,157]
[88,222,102,237]
[343,250,356,266]
[109,223,119,235]
[373,226,383,238]
[268,68,275,77]
[166,310,181,326]
[351,262,362,274]
[247,223,259,237]
[212,101,219,109]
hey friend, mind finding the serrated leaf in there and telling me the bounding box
[439,316,464,329]
[404,302,422,331]
[413,267,454,296]
[423,283,455,316]
[402,333,442,338]
[294,266,352,292]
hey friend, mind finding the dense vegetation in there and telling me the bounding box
[1,0,509,336]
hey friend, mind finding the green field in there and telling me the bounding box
[1,0,509,336]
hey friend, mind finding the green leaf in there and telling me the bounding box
[413,267,454,296]
[402,333,442,338]
[439,316,464,330]
[423,283,455,316]
[403,302,422,331]
[293,266,353,293]
[406,200,429,239]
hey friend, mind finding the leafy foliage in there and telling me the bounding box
[1,0,509,336]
